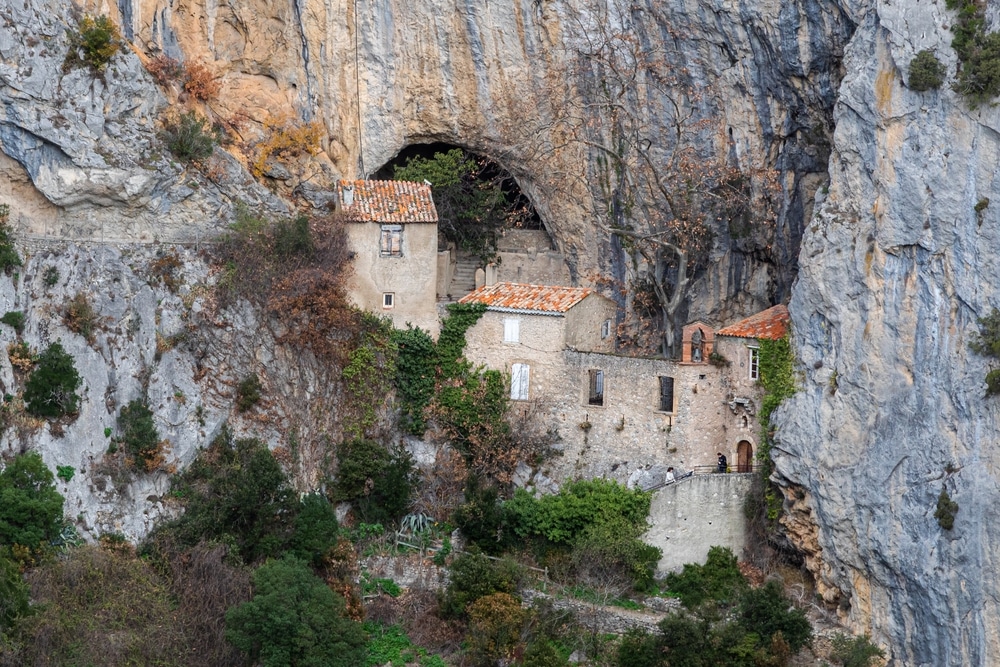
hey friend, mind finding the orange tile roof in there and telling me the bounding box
[459,283,595,314]
[337,180,438,223]
[716,304,790,340]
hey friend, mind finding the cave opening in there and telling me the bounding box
[373,142,544,263]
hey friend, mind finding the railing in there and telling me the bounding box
[640,465,760,492]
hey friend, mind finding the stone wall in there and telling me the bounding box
[644,473,754,574]
[564,294,617,354]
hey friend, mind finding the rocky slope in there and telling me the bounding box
[774,1,1000,665]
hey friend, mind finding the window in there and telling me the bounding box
[658,376,674,412]
[601,319,612,340]
[382,292,394,309]
[380,225,402,256]
[504,318,520,343]
[749,346,760,381]
[511,363,530,400]
[588,369,604,406]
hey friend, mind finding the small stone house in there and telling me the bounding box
[711,304,791,472]
[337,180,441,336]
[461,282,790,486]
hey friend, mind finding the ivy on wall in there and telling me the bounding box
[755,333,796,522]
[342,313,398,439]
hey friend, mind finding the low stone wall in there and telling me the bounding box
[644,473,753,573]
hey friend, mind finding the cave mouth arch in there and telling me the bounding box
[373,142,546,261]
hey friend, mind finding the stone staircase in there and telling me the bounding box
[447,251,480,298]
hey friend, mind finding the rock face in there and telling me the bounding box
[774,1,1000,664]
[3,0,852,315]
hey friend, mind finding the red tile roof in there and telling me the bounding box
[337,180,438,223]
[459,283,595,314]
[716,304,790,340]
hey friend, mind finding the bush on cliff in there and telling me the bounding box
[23,341,82,418]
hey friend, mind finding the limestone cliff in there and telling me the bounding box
[3,0,850,316]
[774,1,1000,664]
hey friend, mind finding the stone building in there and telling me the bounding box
[338,179,441,336]
[460,282,790,487]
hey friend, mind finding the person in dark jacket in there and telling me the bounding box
[717,452,727,473]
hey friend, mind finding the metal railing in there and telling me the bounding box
[641,464,760,492]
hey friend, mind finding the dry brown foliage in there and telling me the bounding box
[214,210,356,361]
[149,250,184,291]
[163,541,253,667]
[7,341,34,372]
[397,589,465,657]
[251,114,324,178]
[146,54,184,87]
[411,448,468,520]
[183,61,221,101]
[10,545,190,666]
[62,292,98,344]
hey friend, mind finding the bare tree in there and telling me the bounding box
[539,0,779,357]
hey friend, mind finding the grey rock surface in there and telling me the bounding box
[774,1,1000,664]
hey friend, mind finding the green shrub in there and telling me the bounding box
[116,400,161,471]
[439,552,524,619]
[334,438,415,525]
[909,49,946,91]
[736,580,812,653]
[0,552,29,632]
[830,633,885,667]
[0,311,24,335]
[453,476,512,555]
[0,452,64,549]
[150,431,296,564]
[225,555,366,667]
[970,308,1000,395]
[42,266,59,287]
[522,640,570,667]
[956,32,1000,107]
[664,546,748,609]
[235,373,262,412]
[162,111,218,162]
[0,205,21,275]
[507,479,652,546]
[935,487,959,530]
[64,15,123,72]
[56,465,74,483]
[288,493,339,566]
[23,341,82,418]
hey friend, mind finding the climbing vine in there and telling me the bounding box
[391,325,437,435]
[342,313,397,439]
[752,333,796,525]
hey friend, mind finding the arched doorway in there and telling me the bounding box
[736,440,753,473]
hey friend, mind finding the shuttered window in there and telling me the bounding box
[511,363,530,400]
[659,376,674,412]
[504,318,520,343]
[749,346,760,381]
[380,225,402,256]
[588,369,604,406]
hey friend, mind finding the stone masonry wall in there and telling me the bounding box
[644,473,754,573]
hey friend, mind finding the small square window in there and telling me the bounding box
[382,292,395,309]
[748,346,760,381]
[588,369,604,406]
[504,318,520,343]
[601,319,612,339]
[380,225,402,256]
[658,376,674,412]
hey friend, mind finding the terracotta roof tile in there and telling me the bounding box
[459,283,594,314]
[716,304,790,340]
[337,179,438,223]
